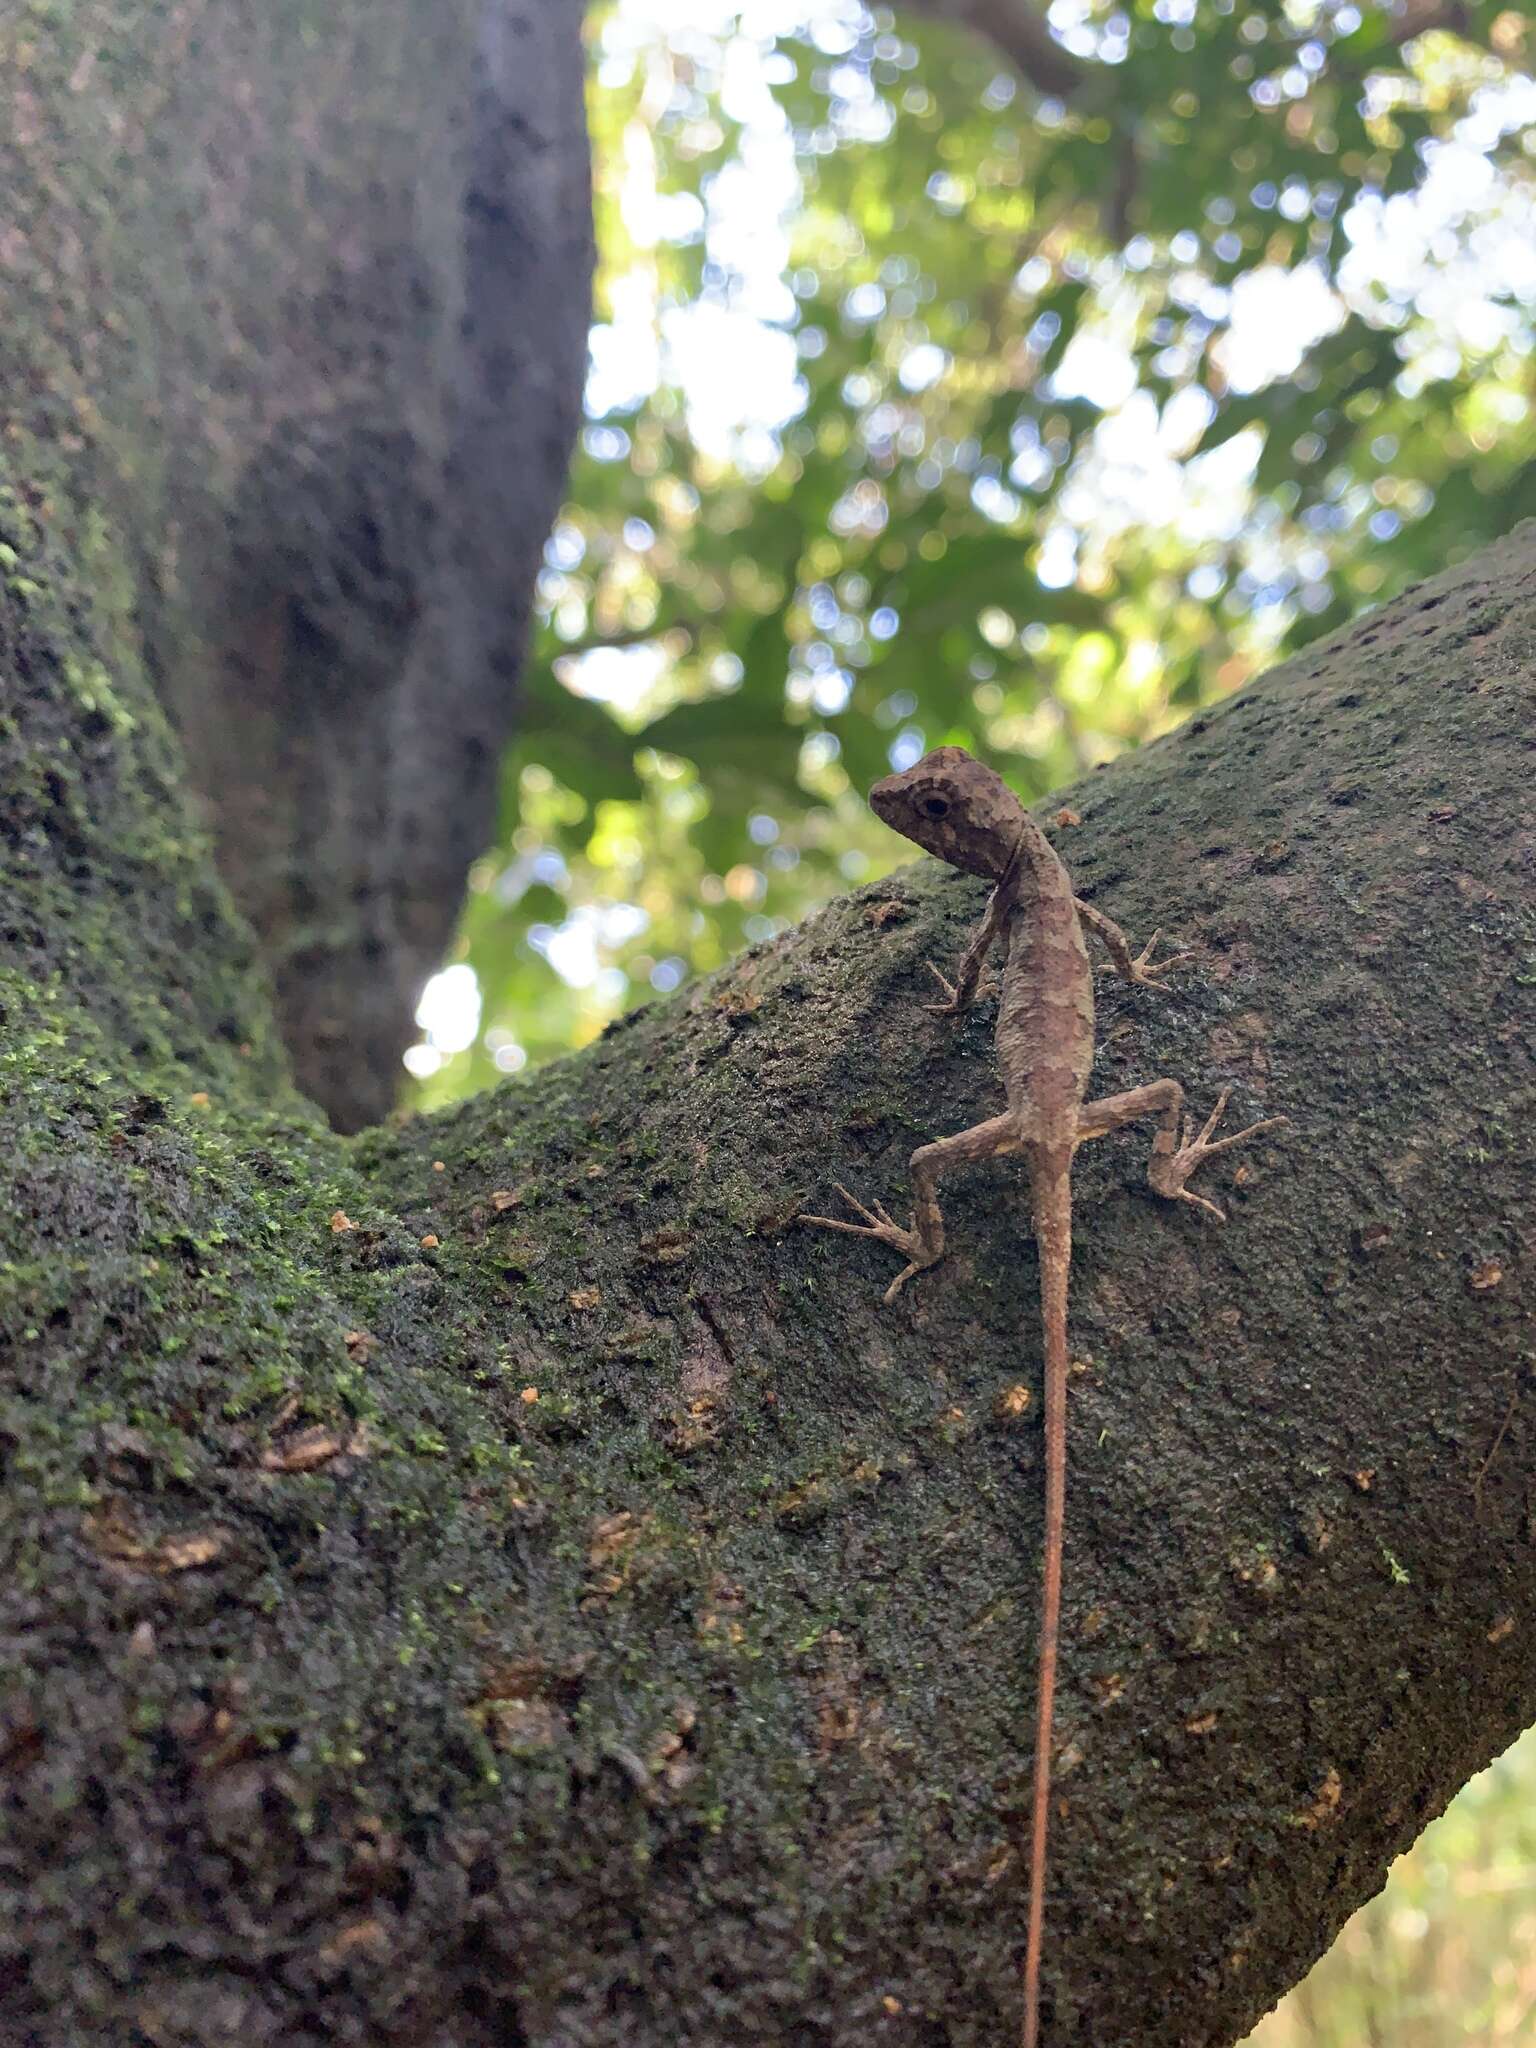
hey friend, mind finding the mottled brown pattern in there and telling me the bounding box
[801,747,1285,2048]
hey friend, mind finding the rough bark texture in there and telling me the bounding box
[2,485,1534,2048]
[1,0,593,1133]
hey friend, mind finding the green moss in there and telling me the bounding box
[0,439,294,1108]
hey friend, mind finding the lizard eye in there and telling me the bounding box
[921,796,950,819]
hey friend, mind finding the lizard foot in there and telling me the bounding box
[1096,928,1194,989]
[1150,1089,1289,1221]
[920,959,988,1015]
[920,960,961,1013]
[798,1184,933,1301]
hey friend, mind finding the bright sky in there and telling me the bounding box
[409,4,1536,1075]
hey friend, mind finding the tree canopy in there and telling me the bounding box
[415,0,1535,1100]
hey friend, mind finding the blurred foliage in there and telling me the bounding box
[1242,1724,1536,2046]
[407,0,1535,1098]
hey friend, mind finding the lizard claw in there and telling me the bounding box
[920,959,973,1016]
[800,1183,917,1245]
[831,1183,905,1233]
[1151,1087,1289,1219]
[882,1262,922,1304]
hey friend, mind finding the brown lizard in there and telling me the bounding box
[800,746,1285,2048]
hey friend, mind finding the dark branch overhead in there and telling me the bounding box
[906,0,1087,97]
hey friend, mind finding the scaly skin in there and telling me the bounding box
[800,746,1286,2047]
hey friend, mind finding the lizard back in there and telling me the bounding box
[998,821,1094,1146]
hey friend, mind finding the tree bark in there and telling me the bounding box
[2,493,1534,2046]
[2,0,592,1133]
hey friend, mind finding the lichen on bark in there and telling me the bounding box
[3,491,1535,2045]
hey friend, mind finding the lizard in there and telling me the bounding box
[799,745,1285,2048]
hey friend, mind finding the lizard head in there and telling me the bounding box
[869,745,1027,879]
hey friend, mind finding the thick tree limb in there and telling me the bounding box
[2,505,1534,2046]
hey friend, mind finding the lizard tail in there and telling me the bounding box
[1022,1164,1072,2048]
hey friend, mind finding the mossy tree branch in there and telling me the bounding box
[2,499,1534,2046]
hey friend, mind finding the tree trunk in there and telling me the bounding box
[2,0,592,1133]
[3,476,1534,2044]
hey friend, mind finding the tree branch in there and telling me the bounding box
[1386,0,1473,46]
[3,502,1535,2044]
[907,0,1086,98]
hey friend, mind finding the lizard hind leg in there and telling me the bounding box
[1151,1087,1288,1219]
[1074,1078,1287,1221]
[799,1110,1023,1302]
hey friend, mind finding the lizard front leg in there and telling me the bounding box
[1074,898,1190,989]
[1074,1079,1286,1220]
[799,1110,1022,1300]
[923,872,1019,1015]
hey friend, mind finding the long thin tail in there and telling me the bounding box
[1022,1165,1072,2048]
